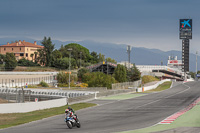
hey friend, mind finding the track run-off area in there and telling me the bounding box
[1,81,200,133]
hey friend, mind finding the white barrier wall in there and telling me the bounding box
[138,79,171,92]
[0,98,67,113]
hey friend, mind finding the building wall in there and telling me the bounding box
[0,46,40,61]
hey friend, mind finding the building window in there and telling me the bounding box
[20,48,21,51]
[26,53,28,57]
[12,48,13,51]
[20,53,24,56]
[27,48,28,51]
[4,48,6,51]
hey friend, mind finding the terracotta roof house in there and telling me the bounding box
[0,40,44,61]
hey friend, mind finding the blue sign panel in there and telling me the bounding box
[196,74,200,78]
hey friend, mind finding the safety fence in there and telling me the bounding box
[0,87,97,103]
[0,75,56,88]
[112,80,141,89]
[0,87,137,113]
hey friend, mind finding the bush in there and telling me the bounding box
[5,53,17,70]
[57,72,77,84]
[27,85,38,88]
[83,72,116,89]
[142,75,160,84]
[76,83,88,88]
[77,68,89,81]
[58,83,68,87]
[18,58,40,66]
[38,81,49,87]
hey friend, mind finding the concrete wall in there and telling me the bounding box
[0,98,67,113]
[137,79,171,92]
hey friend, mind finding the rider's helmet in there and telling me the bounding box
[65,109,69,113]
[68,106,72,111]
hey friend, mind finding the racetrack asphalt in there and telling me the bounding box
[1,81,200,133]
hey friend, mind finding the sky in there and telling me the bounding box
[0,0,200,53]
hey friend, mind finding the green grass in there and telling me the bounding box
[0,102,96,129]
[100,93,146,100]
[145,81,172,93]
[142,75,160,84]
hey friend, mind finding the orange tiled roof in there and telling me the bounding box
[0,40,44,48]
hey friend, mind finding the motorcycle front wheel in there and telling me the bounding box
[66,121,73,129]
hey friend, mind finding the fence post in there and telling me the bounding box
[22,87,24,103]
[29,90,31,102]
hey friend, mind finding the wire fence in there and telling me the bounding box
[0,87,62,103]
[0,75,56,88]
[112,80,141,89]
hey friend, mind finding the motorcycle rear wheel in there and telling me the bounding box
[76,119,81,128]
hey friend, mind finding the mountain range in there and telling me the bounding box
[0,37,199,72]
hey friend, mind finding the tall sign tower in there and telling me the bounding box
[179,19,192,72]
[127,45,131,69]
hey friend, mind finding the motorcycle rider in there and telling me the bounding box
[65,107,77,121]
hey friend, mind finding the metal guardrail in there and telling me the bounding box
[0,87,97,103]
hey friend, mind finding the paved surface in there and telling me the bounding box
[1,81,200,133]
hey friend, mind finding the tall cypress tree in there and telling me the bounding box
[41,37,55,66]
[113,64,127,82]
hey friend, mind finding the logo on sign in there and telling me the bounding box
[169,60,178,63]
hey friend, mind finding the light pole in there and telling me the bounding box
[196,51,198,80]
[68,48,72,89]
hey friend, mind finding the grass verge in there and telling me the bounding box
[142,75,160,84]
[0,102,96,129]
[145,81,172,93]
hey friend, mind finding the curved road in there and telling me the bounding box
[1,81,200,133]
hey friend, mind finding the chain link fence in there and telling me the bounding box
[0,75,56,88]
[112,80,141,89]
[0,87,63,103]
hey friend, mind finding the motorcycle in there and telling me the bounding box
[65,116,81,129]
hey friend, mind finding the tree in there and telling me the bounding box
[98,53,105,62]
[41,36,55,66]
[34,52,38,63]
[113,64,127,82]
[189,71,195,79]
[37,49,45,65]
[129,65,141,81]
[106,57,117,64]
[5,53,17,70]
[60,43,91,62]
[54,57,76,69]
[30,54,34,61]
[82,72,115,89]
[52,49,62,67]
[90,51,99,64]
[0,54,6,64]
[77,68,90,81]
[18,58,39,66]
